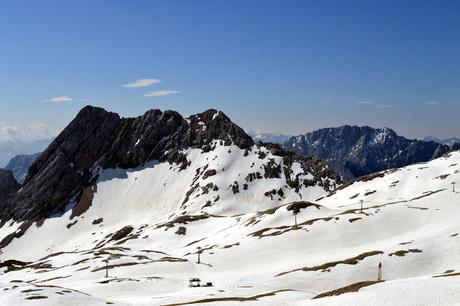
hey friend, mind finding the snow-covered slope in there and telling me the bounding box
[0,147,459,305]
[0,141,336,258]
[0,106,339,305]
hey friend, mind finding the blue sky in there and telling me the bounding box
[0,0,459,140]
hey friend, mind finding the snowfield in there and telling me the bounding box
[0,146,459,305]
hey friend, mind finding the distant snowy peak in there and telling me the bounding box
[0,138,51,167]
[369,127,396,145]
[423,136,460,148]
[248,131,292,144]
[284,125,459,180]
[1,106,338,222]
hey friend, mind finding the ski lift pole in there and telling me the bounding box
[360,200,364,214]
[197,247,202,264]
[104,259,109,278]
[453,182,456,193]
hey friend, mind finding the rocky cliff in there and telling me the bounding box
[0,170,20,206]
[1,106,336,222]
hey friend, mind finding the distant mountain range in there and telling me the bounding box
[2,126,458,185]
[423,136,460,147]
[0,139,51,167]
[4,153,40,184]
[248,131,292,144]
[283,125,459,180]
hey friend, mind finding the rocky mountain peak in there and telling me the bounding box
[183,109,254,149]
[284,125,457,180]
[0,106,263,221]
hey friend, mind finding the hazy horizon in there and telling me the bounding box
[2,104,459,144]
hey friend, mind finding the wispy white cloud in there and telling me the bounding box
[144,90,180,97]
[425,101,440,105]
[0,123,19,142]
[49,96,72,103]
[123,78,161,88]
[355,101,393,108]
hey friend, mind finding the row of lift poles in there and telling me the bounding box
[357,182,457,214]
[101,182,458,279]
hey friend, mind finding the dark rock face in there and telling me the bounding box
[110,226,134,242]
[284,125,458,180]
[4,153,40,184]
[169,109,253,150]
[0,170,20,205]
[1,106,255,221]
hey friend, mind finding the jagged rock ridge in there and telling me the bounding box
[1,106,336,222]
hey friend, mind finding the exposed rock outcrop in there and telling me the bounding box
[0,170,20,205]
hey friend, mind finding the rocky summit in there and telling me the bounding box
[1,106,337,222]
[284,125,460,180]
